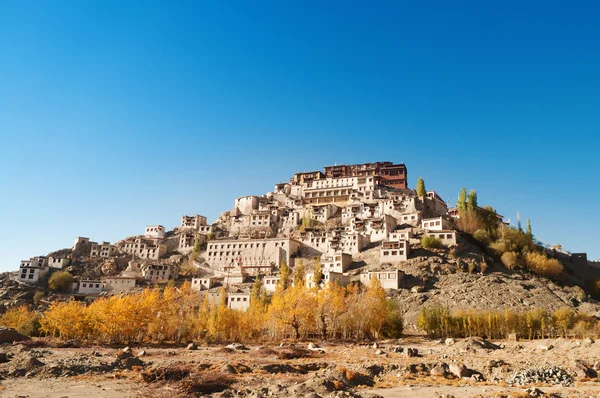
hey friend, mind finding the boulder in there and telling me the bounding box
[307,343,319,350]
[405,348,418,357]
[508,333,519,341]
[226,343,249,351]
[430,363,448,377]
[0,327,30,343]
[449,363,470,378]
[186,343,197,350]
[444,338,455,346]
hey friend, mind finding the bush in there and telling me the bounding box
[480,261,488,274]
[48,271,74,292]
[489,240,507,255]
[525,252,564,279]
[468,262,477,274]
[381,300,404,338]
[33,291,45,305]
[501,251,519,270]
[473,229,489,244]
[421,235,442,249]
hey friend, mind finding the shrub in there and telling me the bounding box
[381,300,404,338]
[48,271,74,292]
[501,251,519,270]
[0,305,41,336]
[480,261,488,274]
[525,252,564,279]
[421,235,442,249]
[33,291,45,305]
[473,229,489,244]
[489,240,507,255]
[468,262,477,274]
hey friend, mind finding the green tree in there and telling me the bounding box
[457,188,467,212]
[416,177,426,197]
[33,291,45,306]
[526,219,533,238]
[193,237,201,253]
[467,190,478,211]
[313,257,323,287]
[48,271,74,293]
[294,260,305,287]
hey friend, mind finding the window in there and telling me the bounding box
[389,273,396,279]
[82,283,87,288]
[447,234,453,239]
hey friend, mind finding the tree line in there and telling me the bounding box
[0,276,403,344]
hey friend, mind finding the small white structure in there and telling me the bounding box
[389,228,413,241]
[398,212,421,226]
[122,260,143,278]
[424,230,458,246]
[380,239,410,262]
[263,275,280,293]
[48,256,70,269]
[191,277,215,291]
[145,225,166,242]
[103,276,136,291]
[78,280,103,294]
[321,251,353,273]
[422,217,453,231]
[360,269,404,290]
[227,292,251,311]
[90,241,117,258]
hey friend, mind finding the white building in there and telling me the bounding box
[90,241,117,258]
[191,276,215,291]
[145,225,166,242]
[262,275,280,293]
[18,257,49,284]
[425,230,458,246]
[380,239,410,262]
[205,238,300,274]
[48,256,70,269]
[389,228,414,241]
[78,280,103,295]
[321,251,353,273]
[103,276,136,291]
[178,232,206,254]
[305,269,351,288]
[422,217,453,231]
[360,269,404,290]
[121,238,167,260]
[142,264,177,283]
[227,292,251,311]
[181,214,208,230]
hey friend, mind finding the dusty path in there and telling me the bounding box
[1,378,137,398]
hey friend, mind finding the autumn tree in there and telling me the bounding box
[312,257,323,287]
[268,285,316,339]
[294,260,305,287]
[278,260,290,290]
[315,282,346,339]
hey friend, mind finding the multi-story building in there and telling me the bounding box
[178,232,206,254]
[18,256,49,284]
[145,225,166,242]
[227,291,251,311]
[205,238,301,273]
[323,162,407,190]
[121,238,167,260]
[321,251,353,273]
[142,264,178,283]
[90,241,118,258]
[263,275,280,293]
[191,277,216,291]
[181,214,208,230]
[380,239,410,262]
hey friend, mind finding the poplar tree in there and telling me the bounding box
[278,260,290,290]
[294,260,306,287]
[416,177,426,197]
[526,219,533,238]
[467,190,478,211]
[457,188,467,212]
[313,257,323,287]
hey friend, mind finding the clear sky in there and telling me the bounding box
[1,1,599,272]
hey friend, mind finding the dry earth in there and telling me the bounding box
[2,336,600,398]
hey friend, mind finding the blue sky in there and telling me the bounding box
[1,1,599,271]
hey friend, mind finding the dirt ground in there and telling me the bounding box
[2,336,600,398]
